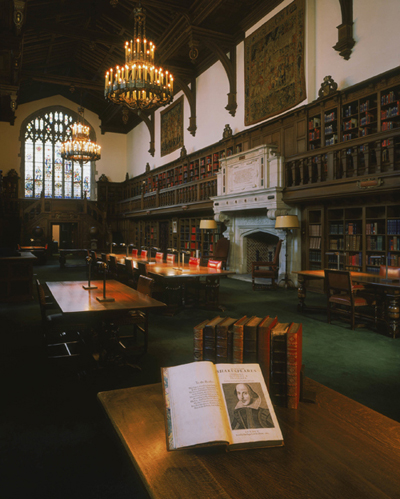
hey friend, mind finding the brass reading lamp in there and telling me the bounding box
[275,215,299,289]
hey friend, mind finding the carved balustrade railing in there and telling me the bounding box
[285,129,400,188]
[115,177,217,215]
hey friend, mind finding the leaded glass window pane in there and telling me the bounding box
[23,107,94,199]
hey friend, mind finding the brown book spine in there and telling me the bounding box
[216,318,236,364]
[257,316,278,390]
[286,324,303,409]
[243,316,263,363]
[193,319,209,362]
[270,323,291,407]
[203,316,223,362]
[232,316,249,364]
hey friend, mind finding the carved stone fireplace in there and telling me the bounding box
[212,144,300,284]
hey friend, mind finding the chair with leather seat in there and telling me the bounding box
[203,236,230,269]
[324,269,375,330]
[252,240,282,290]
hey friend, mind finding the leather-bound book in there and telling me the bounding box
[193,319,210,362]
[203,316,224,362]
[286,323,303,409]
[243,316,263,363]
[232,316,249,364]
[270,322,291,407]
[216,317,237,364]
[257,316,278,389]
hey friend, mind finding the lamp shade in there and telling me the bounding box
[275,215,299,229]
[200,219,217,229]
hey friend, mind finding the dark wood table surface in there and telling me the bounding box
[46,280,166,317]
[98,379,400,499]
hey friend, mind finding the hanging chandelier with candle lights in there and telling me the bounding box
[104,3,174,111]
[61,107,101,162]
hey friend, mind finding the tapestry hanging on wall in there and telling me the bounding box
[244,0,306,126]
[160,96,184,157]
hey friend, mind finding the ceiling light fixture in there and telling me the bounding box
[104,3,174,111]
[61,107,101,162]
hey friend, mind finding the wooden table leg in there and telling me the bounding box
[297,276,306,312]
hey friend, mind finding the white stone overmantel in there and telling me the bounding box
[210,144,301,283]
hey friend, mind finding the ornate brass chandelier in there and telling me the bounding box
[61,107,101,162]
[104,3,174,111]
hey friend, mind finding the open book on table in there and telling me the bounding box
[161,361,283,451]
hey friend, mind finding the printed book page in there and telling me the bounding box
[163,361,231,450]
[215,363,284,449]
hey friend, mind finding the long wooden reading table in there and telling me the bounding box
[98,379,400,499]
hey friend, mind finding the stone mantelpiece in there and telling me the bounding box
[211,145,300,283]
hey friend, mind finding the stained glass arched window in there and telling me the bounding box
[23,107,95,199]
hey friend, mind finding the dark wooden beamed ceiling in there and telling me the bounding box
[0,0,283,133]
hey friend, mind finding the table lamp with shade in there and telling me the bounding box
[199,219,217,260]
[275,215,299,289]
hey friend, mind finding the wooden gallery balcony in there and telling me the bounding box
[115,177,217,219]
[284,128,400,203]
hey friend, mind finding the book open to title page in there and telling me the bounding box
[162,361,283,451]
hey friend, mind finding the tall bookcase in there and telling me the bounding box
[320,203,400,273]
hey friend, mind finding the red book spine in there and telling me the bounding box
[286,324,303,409]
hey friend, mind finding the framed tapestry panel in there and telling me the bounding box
[244,0,306,126]
[160,96,184,157]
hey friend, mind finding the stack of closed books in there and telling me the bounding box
[193,316,303,409]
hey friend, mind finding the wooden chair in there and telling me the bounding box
[36,279,89,368]
[324,269,375,330]
[204,236,230,269]
[252,240,282,290]
[125,258,139,288]
[116,275,155,355]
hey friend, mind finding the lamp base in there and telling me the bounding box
[83,284,98,290]
[96,296,115,302]
[278,275,296,290]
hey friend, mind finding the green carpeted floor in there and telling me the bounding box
[1,257,400,498]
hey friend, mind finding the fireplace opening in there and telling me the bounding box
[245,232,280,273]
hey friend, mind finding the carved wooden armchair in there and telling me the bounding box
[251,239,282,290]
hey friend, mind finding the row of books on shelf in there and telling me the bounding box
[193,316,303,410]
[381,104,399,120]
[365,255,385,266]
[309,224,321,236]
[329,223,344,235]
[388,219,400,235]
[309,237,321,249]
[329,239,345,250]
[309,250,322,263]
[389,237,400,251]
[345,235,361,250]
[346,252,362,267]
[346,222,360,235]
[388,253,400,266]
[365,222,383,235]
[366,235,384,251]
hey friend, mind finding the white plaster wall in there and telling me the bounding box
[126,0,400,175]
[0,95,127,185]
[315,0,400,93]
